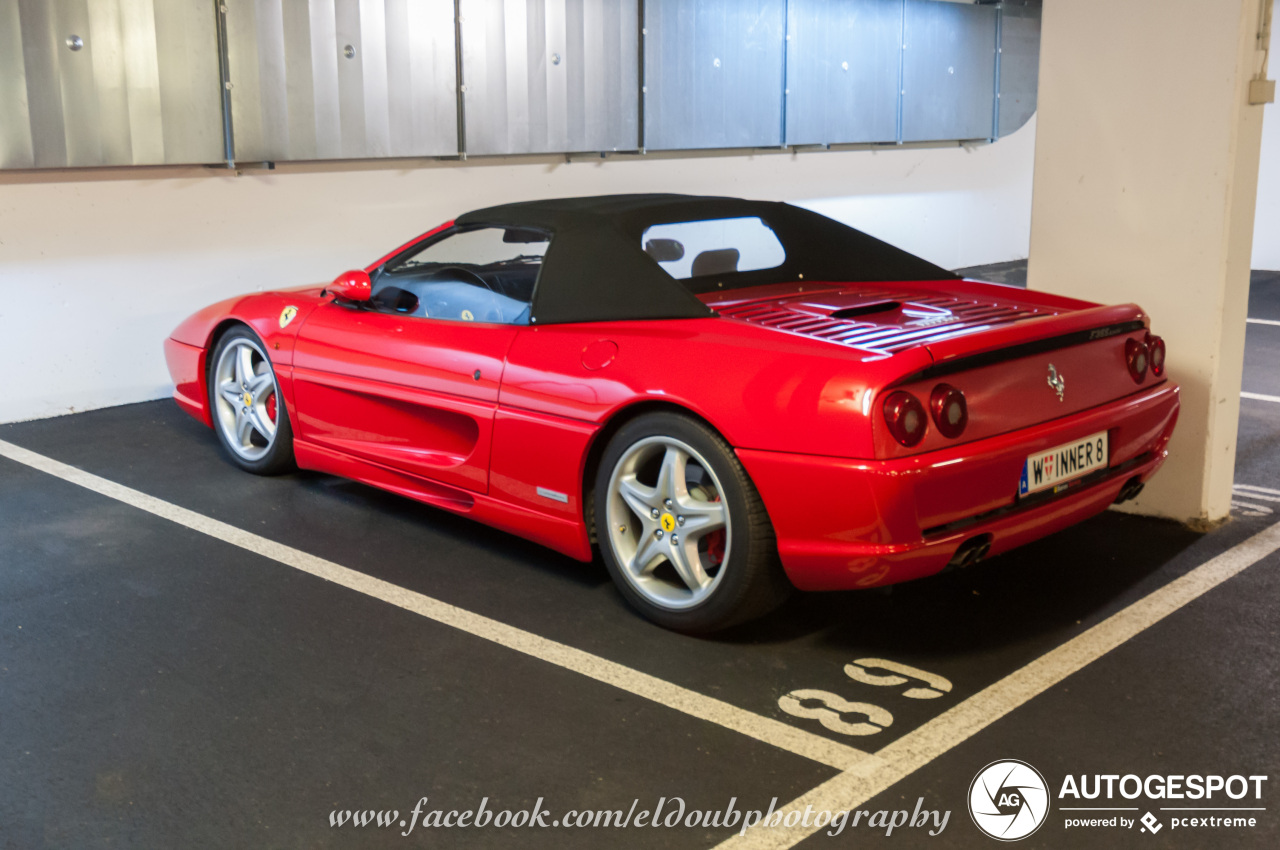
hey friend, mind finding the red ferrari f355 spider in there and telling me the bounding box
[165,195,1179,632]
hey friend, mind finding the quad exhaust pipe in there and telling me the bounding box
[947,533,993,569]
[1114,477,1145,504]
[945,478,1145,573]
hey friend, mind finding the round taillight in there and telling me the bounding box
[1146,333,1166,377]
[883,391,927,447]
[929,383,968,439]
[1125,337,1149,384]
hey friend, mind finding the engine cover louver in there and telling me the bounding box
[715,290,1049,355]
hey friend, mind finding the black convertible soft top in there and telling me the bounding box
[454,194,957,325]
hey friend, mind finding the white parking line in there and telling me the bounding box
[717,519,1280,849]
[1235,483,1280,497]
[1233,485,1279,517]
[1235,492,1280,503]
[0,438,875,772]
[1241,391,1280,403]
[1246,317,1280,326]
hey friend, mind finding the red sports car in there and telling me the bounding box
[165,195,1179,632]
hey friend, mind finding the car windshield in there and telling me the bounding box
[371,225,551,324]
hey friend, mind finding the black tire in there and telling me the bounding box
[594,412,792,633]
[207,325,295,475]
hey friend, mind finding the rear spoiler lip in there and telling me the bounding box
[899,304,1149,384]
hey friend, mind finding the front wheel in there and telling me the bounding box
[208,326,295,475]
[595,412,791,633]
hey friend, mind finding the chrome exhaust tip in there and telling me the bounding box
[947,533,994,569]
[1114,477,1145,504]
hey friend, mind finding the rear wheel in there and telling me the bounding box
[208,326,294,474]
[595,412,791,633]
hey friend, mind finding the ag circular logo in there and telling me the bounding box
[968,760,1050,841]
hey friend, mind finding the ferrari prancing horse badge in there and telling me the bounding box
[279,305,299,329]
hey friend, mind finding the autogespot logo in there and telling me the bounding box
[969,760,1051,841]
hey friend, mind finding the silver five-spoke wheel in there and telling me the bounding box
[595,412,791,632]
[212,336,279,462]
[605,436,731,610]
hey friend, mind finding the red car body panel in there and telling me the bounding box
[163,338,209,426]
[739,382,1178,590]
[291,306,517,494]
[165,288,325,428]
[166,213,1180,593]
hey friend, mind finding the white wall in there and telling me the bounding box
[1251,0,1280,270]
[0,119,1037,424]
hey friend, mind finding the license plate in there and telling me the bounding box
[1019,431,1109,497]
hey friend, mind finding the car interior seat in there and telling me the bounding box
[690,248,740,277]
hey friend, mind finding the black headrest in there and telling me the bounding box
[690,248,740,278]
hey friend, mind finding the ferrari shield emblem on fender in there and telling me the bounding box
[278,305,299,329]
[1047,364,1065,401]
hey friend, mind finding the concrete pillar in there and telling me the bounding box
[1027,0,1271,524]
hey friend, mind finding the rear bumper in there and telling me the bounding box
[164,337,212,427]
[738,382,1180,591]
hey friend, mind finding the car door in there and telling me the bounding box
[289,224,549,494]
[291,307,515,493]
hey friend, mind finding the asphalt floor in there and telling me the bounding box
[1,268,1276,848]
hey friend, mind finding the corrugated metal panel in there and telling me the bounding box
[3,0,1023,168]
[460,0,638,155]
[901,0,997,142]
[784,0,901,146]
[0,1,36,167]
[643,0,785,151]
[997,1,1040,137]
[226,0,457,162]
[0,0,223,169]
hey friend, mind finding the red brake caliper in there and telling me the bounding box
[265,391,277,423]
[705,495,725,565]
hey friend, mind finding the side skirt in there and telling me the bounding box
[293,439,594,562]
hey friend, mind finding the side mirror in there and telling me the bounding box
[330,269,372,302]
